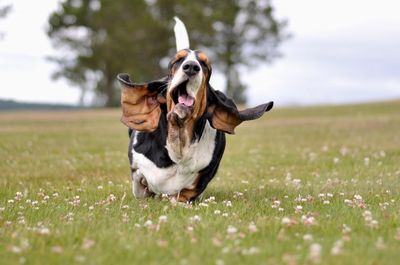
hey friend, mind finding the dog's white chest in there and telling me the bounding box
[131,121,216,194]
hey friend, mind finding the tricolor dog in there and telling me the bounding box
[118,18,273,202]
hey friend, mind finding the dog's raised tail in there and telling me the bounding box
[173,17,190,51]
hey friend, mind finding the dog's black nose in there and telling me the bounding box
[182,61,201,77]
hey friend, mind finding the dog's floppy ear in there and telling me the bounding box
[118,73,167,132]
[207,86,273,134]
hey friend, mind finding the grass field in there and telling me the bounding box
[1,101,400,265]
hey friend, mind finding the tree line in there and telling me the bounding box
[47,0,288,106]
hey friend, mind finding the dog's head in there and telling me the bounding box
[166,49,211,123]
[118,49,273,134]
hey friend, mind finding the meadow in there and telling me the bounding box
[1,101,399,265]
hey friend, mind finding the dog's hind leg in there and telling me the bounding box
[131,169,153,199]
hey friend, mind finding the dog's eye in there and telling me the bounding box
[169,57,184,70]
[199,60,210,71]
[174,57,184,65]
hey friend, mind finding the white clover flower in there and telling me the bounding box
[282,217,291,225]
[51,245,63,254]
[15,192,23,200]
[303,234,313,241]
[38,227,50,235]
[370,220,379,228]
[159,215,168,223]
[340,146,349,156]
[143,220,153,227]
[293,179,301,184]
[309,243,322,263]
[272,200,281,208]
[233,191,244,198]
[223,200,232,207]
[241,247,260,255]
[81,239,95,250]
[227,225,238,234]
[17,216,26,224]
[301,215,316,226]
[342,224,352,234]
[362,210,372,218]
[248,222,258,233]
[9,245,22,254]
[295,205,303,213]
[331,240,344,255]
[216,259,225,265]
[107,194,117,202]
[190,215,201,222]
[204,196,216,203]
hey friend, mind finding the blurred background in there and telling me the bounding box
[0,0,399,109]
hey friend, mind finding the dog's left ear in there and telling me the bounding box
[118,73,167,132]
[207,86,273,134]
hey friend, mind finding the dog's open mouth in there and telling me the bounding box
[171,80,195,107]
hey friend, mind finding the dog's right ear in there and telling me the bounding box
[118,73,168,132]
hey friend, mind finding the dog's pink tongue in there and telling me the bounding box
[178,95,194,106]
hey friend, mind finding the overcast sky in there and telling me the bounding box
[0,0,399,106]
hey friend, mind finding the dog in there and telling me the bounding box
[117,18,273,202]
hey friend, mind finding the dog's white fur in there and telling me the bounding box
[131,121,216,195]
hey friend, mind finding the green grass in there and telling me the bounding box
[1,101,400,265]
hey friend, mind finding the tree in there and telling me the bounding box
[204,0,288,104]
[48,0,287,106]
[0,1,11,40]
[48,0,169,106]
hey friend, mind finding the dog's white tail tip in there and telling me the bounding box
[173,16,190,51]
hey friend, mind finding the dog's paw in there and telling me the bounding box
[167,103,192,126]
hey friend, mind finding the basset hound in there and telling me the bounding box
[117,19,273,203]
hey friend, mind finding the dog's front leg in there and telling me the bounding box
[166,103,192,161]
[131,169,153,199]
